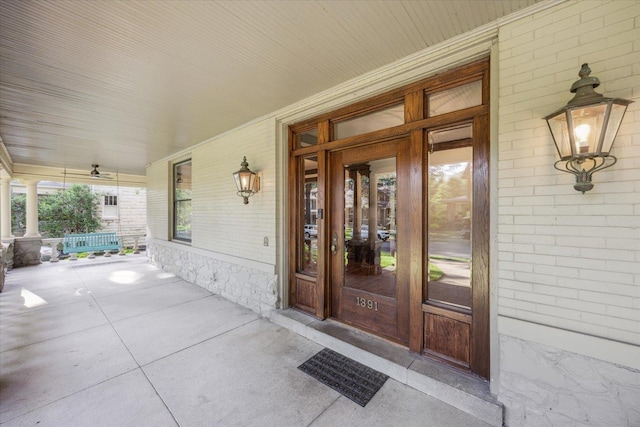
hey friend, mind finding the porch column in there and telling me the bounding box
[0,172,13,239]
[24,179,41,237]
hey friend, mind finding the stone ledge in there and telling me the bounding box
[270,308,503,426]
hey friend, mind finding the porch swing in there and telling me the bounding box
[59,167,123,260]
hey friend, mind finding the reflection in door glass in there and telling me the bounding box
[427,146,472,308]
[343,157,396,298]
[302,156,318,274]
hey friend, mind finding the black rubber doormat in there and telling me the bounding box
[298,348,388,407]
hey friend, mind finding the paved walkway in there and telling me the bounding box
[0,255,491,426]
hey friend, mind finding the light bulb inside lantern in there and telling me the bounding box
[574,123,591,154]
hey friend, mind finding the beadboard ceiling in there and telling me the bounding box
[0,0,538,178]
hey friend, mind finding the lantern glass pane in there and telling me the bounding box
[547,111,572,158]
[233,172,242,192]
[238,171,255,191]
[569,104,607,156]
[601,102,628,154]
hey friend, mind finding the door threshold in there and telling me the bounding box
[270,308,503,427]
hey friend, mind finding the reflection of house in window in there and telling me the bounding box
[304,182,318,224]
[103,195,118,219]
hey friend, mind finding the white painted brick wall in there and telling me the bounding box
[191,118,276,265]
[498,0,640,346]
[146,162,169,240]
[145,118,277,314]
[96,186,147,239]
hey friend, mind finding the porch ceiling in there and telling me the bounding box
[0,0,538,179]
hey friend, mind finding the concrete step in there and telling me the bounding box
[270,308,503,427]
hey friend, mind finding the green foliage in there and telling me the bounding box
[12,185,101,238]
[11,193,26,232]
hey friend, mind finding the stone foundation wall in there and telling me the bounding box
[499,335,640,427]
[146,239,278,317]
[1,240,14,270]
[13,237,42,267]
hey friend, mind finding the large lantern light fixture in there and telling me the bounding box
[544,63,632,193]
[233,156,260,204]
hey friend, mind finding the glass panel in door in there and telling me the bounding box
[427,146,473,309]
[343,158,396,298]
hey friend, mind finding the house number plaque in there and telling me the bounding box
[356,297,379,311]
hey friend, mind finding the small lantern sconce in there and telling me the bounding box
[233,156,260,204]
[544,63,632,193]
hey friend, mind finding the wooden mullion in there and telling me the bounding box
[470,113,490,379]
[408,130,424,352]
[315,150,328,319]
[330,97,405,124]
[288,127,300,307]
[404,90,425,352]
[290,105,487,157]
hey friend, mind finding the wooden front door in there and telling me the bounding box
[329,138,411,345]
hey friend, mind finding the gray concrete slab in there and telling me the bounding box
[82,274,183,298]
[0,256,496,427]
[4,267,85,291]
[1,369,178,427]
[95,279,211,322]
[144,319,338,427]
[0,281,92,318]
[0,299,108,352]
[0,324,138,423]
[112,294,260,365]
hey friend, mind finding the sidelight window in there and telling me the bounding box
[300,156,318,274]
[426,143,473,309]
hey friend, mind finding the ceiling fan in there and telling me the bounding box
[62,164,114,180]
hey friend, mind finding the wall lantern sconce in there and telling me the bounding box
[544,63,632,193]
[233,156,260,204]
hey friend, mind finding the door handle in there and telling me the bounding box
[330,232,339,255]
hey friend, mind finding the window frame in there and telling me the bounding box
[173,159,192,243]
[102,195,118,219]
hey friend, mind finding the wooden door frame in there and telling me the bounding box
[288,58,490,378]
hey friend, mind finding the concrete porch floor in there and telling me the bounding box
[0,256,493,426]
